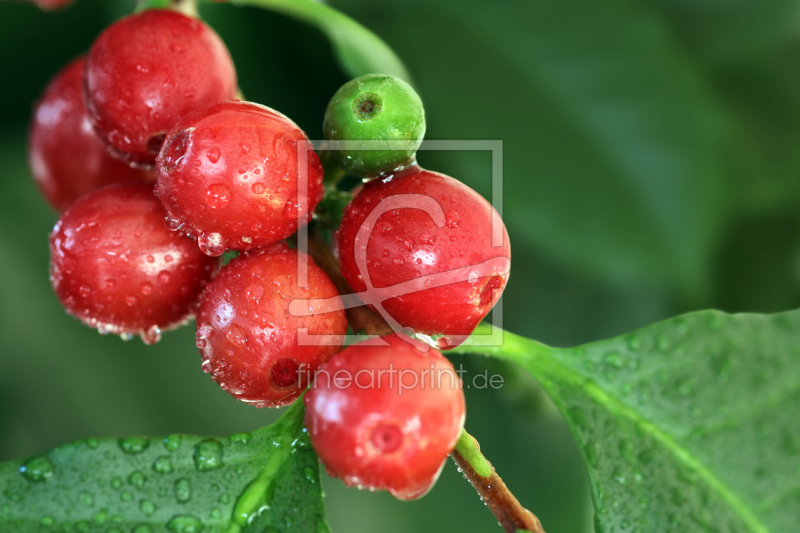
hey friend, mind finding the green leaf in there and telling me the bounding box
[223,0,411,82]
[644,0,800,64]
[0,400,328,533]
[342,0,732,293]
[453,313,800,532]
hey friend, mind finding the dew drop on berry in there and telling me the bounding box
[251,183,266,195]
[225,324,248,345]
[445,212,460,229]
[198,322,213,339]
[141,325,162,345]
[158,271,172,284]
[164,216,183,231]
[206,147,221,164]
[283,201,298,219]
[125,295,138,306]
[163,130,191,172]
[205,184,231,209]
[198,232,226,257]
[139,282,154,295]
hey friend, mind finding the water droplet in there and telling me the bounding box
[139,500,156,517]
[95,510,111,527]
[206,184,231,209]
[167,515,204,532]
[133,525,154,533]
[153,455,174,474]
[164,434,182,452]
[158,270,172,284]
[125,295,138,306]
[418,234,435,245]
[111,477,123,490]
[445,212,460,229]
[80,491,94,507]
[121,491,133,502]
[207,147,221,163]
[218,494,230,504]
[283,201,298,219]
[86,438,99,449]
[141,325,161,345]
[163,129,191,171]
[20,456,55,482]
[602,351,624,369]
[225,432,251,448]
[226,324,248,345]
[252,183,266,195]
[303,467,316,483]
[119,437,150,454]
[194,439,224,471]
[139,282,154,295]
[40,516,55,525]
[198,232,226,257]
[656,335,670,352]
[175,478,192,503]
[128,470,146,489]
[583,440,599,467]
[165,216,184,231]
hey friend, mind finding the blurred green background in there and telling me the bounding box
[3,0,800,531]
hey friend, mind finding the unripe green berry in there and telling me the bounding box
[323,74,425,177]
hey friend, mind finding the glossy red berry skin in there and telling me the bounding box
[49,184,219,343]
[28,57,152,212]
[335,167,510,348]
[155,101,325,256]
[84,9,237,167]
[195,245,347,407]
[304,334,466,500]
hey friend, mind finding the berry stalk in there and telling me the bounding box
[306,228,540,530]
[306,227,393,337]
[451,430,546,533]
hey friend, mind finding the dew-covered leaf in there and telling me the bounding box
[0,400,328,533]
[454,314,800,532]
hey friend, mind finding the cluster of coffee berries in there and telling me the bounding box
[33,8,509,500]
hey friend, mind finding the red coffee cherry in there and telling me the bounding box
[28,57,152,212]
[84,9,237,167]
[195,245,347,407]
[49,184,218,344]
[304,334,466,500]
[335,166,510,348]
[155,101,325,256]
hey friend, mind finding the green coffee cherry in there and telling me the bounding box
[323,74,425,177]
